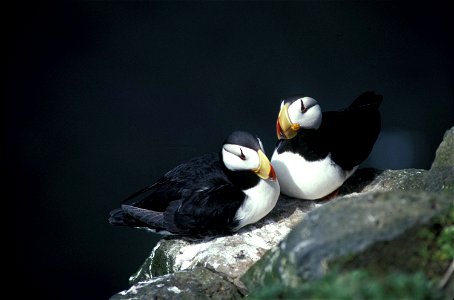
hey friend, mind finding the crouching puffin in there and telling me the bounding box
[271,91,382,200]
[109,131,279,237]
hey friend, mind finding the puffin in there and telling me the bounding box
[109,130,279,237]
[271,91,382,200]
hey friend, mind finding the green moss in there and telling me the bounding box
[415,207,454,278]
[435,208,454,260]
[150,244,173,276]
[247,270,442,300]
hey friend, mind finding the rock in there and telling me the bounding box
[335,205,453,278]
[241,191,453,292]
[426,126,454,193]
[111,267,242,300]
[129,196,317,288]
[339,168,427,194]
[112,127,454,299]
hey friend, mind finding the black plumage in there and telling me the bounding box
[109,153,243,236]
[109,131,273,237]
[276,91,382,170]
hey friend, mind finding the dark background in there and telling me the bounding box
[7,1,453,299]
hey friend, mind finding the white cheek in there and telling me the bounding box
[222,150,239,171]
[222,147,260,171]
[288,100,303,124]
[304,105,322,129]
[288,99,322,129]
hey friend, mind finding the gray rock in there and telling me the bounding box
[129,196,317,288]
[241,191,453,291]
[111,267,242,300]
[426,126,454,193]
[340,168,427,194]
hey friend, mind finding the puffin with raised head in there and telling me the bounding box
[109,131,279,237]
[271,91,382,200]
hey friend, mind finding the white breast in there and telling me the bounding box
[271,150,357,200]
[234,179,280,230]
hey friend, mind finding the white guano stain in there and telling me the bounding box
[167,286,182,294]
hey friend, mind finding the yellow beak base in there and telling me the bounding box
[253,150,276,180]
[277,103,300,139]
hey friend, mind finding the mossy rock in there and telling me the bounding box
[248,269,442,300]
[242,191,453,291]
[334,206,453,279]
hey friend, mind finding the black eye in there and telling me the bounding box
[301,100,308,113]
[239,149,246,160]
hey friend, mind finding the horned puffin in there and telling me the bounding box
[109,131,279,237]
[271,91,382,200]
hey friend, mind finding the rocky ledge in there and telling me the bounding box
[111,127,453,300]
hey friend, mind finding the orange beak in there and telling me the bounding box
[276,118,285,140]
[269,164,277,181]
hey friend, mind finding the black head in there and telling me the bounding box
[220,130,276,190]
[222,130,263,152]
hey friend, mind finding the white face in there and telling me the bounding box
[283,97,322,130]
[222,144,260,171]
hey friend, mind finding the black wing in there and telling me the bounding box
[321,91,382,170]
[163,184,246,236]
[109,207,150,228]
[108,152,227,229]
[122,152,222,210]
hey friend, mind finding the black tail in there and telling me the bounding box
[120,205,165,229]
[108,205,166,230]
[347,91,383,111]
[109,207,147,227]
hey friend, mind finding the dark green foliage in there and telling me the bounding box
[416,207,454,279]
[248,270,442,300]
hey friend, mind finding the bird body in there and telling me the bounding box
[272,91,382,200]
[272,151,356,200]
[109,131,279,237]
